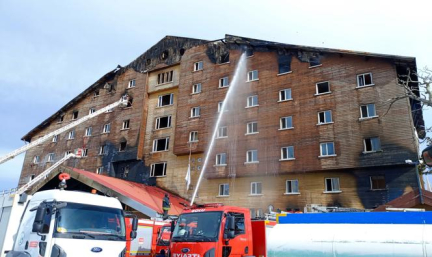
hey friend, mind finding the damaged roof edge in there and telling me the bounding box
[21,68,119,142]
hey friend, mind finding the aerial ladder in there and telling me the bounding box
[0,95,129,165]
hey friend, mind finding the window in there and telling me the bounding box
[318,110,333,124]
[370,175,386,190]
[286,180,299,194]
[99,145,107,155]
[357,73,373,87]
[215,153,227,166]
[279,89,292,101]
[316,82,330,95]
[122,120,130,130]
[103,123,111,133]
[360,104,377,119]
[82,148,88,157]
[89,108,96,115]
[128,79,136,88]
[119,141,127,152]
[280,116,293,130]
[94,89,100,97]
[325,178,340,192]
[278,55,292,74]
[158,93,174,107]
[84,127,92,137]
[281,146,295,160]
[219,77,229,88]
[246,48,254,57]
[189,131,198,142]
[320,142,336,157]
[192,83,202,94]
[153,138,169,152]
[218,102,223,113]
[246,95,258,107]
[364,137,381,152]
[72,111,78,120]
[190,107,201,118]
[58,115,64,123]
[246,122,258,134]
[217,126,227,138]
[246,150,258,163]
[52,135,58,143]
[219,184,229,196]
[155,116,172,129]
[33,156,40,164]
[48,153,55,162]
[150,162,167,177]
[96,167,103,174]
[247,70,259,81]
[67,130,75,140]
[126,98,133,108]
[194,61,203,71]
[250,182,262,195]
[157,71,174,84]
[220,53,230,63]
[309,57,321,67]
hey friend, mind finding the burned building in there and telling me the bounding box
[19,35,424,213]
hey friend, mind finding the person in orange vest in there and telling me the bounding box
[162,194,170,219]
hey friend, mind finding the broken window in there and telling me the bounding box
[247,70,259,81]
[278,55,292,74]
[128,79,136,88]
[364,137,381,152]
[103,123,111,133]
[94,89,100,97]
[316,82,330,95]
[220,53,230,63]
[58,115,64,123]
[153,137,169,152]
[357,73,373,87]
[157,71,174,84]
[161,50,169,60]
[247,122,258,134]
[190,107,201,118]
[150,162,167,177]
[318,110,332,124]
[189,131,198,142]
[122,120,130,130]
[309,56,321,67]
[72,111,79,120]
[155,116,172,129]
[370,175,386,190]
[85,127,92,136]
[281,146,295,160]
[246,95,258,107]
[158,93,174,107]
[360,104,377,118]
[280,116,293,129]
[194,61,203,71]
[246,48,254,57]
[126,98,133,108]
[219,77,229,88]
[119,141,127,152]
[279,89,292,101]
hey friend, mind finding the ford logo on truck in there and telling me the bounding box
[91,247,103,253]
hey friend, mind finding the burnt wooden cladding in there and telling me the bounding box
[173,45,418,179]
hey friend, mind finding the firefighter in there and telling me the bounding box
[162,194,170,219]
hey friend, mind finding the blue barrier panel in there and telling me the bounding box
[277,212,432,224]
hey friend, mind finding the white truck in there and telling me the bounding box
[5,189,137,257]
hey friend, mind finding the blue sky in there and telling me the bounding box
[0,0,431,191]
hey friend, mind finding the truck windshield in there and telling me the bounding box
[171,212,222,242]
[54,202,125,241]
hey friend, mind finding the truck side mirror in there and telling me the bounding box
[130,217,138,239]
[422,145,432,167]
[225,216,235,239]
[32,205,48,233]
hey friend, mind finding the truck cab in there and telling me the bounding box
[169,204,252,257]
[7,189,128,257]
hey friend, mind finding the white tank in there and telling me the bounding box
[266,212,432,257]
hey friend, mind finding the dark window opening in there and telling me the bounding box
[370,175,386,190]
[364,137,381,152]
[156,116,171,129]
[94,89,100,97]
[278,55,292,74]
[220,53,230,63]
[246,48,254,57]
[153,138,169,152]
[316,82,330,94]
[58,115,64,123]
[126,98,133,108]
[179,48,185,56]
[146,59,151,65]
[309,56,321,67]
[161,50,169,60]
[151,163,167,177]
[325,179,333,191]
[72,111,78,120]
[157,71,174,84]
[119,141,127,152]
[122,166,130,178]
[158,94,173,107]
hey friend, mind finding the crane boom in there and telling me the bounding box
[0,95,129,165]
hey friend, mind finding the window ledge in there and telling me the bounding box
[356,84,375,89]
[66,138,74,141]
[362,150,383,154]
[152,175,167,178]
[248,194,263,197]
[278,99,293,103]
[323,191,342,194]
[319,154,337,158]
[278,127,294,131]
[216,136,228,139]
[245,105,259,109]
[214,164,227,167]
[284,192,300,195]
[156,104,174,108]
[359,116,379,121]
[190,92,201,95]
[151,150,169,154]
[317,122,334,126]
[279,158,296,162]
[309,64,322,69]
[188,141,199,143]
[246,79,259,82]
[156,81,173,87]
[277,71,293,76]
[245,132,259,135]
[101,132,110,135]
[314,92,332,96]
[244,161,259,165]
[120,128,130,131]
[127,86,135,89]
[218,85,229,89]
[216,195,230,198]
[217,62,230,66]
[189,116,201,119]
[193,69,203,73]
[83,135,92,138]
[154,127,171,131]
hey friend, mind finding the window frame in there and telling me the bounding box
[190,107,201,118]
[246,121,258,135]
[363,137,381,153]
[279,89,292,102]
[128,79,136,88]
[357,73,374,88]
[157,93,174,107]
[250,182,262,195]
[246,150,259,164]
[89,108,96,115]
[317,110,333,125]
[193,61,203,71]
[155,115,172,130]
[84,127,92,137]
[280,116,293,130]
[246,95,259,108]
[219,77,229,88]
[247,70,259,82]
[119,141,127,152]
[218,183,230,196]
[150,162,167,177]
[192,83,202,94]
[72,111,78,120]
[285,179,300,194]
[99,145,107,155]
[324,177,341,193]
[370,175,386,190]
[122,120,130,130]
[52,135,58,143]
[280,146,295,161]
[67,130,75,140]
[82,148,88,157]
[320,142,336,157]
[47,153,55,162]
[217,126,228,138]
[102,123,111,134]
[189,131,198,142]
[96,167,104,174]
[152,137,170,152]
[215,153,227,166]
[360,104,377,119]
[33,155,40,164]
[315,81,331,95]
